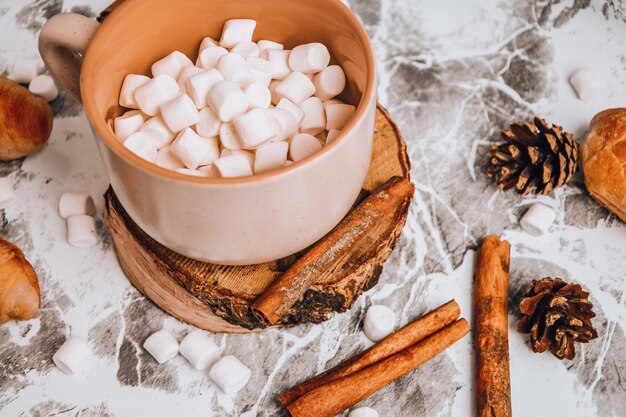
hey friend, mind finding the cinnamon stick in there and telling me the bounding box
[284,319,470,417]
[252,176,414,325]
[280,299,460,407]
[474,235,512,417]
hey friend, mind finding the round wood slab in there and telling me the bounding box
[104,105,411,333]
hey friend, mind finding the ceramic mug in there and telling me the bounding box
[39,0,376,265]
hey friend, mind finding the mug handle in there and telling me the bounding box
[38,13,100,104]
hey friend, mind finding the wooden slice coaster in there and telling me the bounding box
[104,105,411,333]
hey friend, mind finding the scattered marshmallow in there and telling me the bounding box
[289,133,322,162]
[208,80,249,122]
[258,40,283,58]
[299,97,326,135]
[67,215,98,248]
[155,146,185,170]
[363,305,396,342]
[124,131,158,162]
[209,355,251,394]
[234,108,275,148]
[151,51,193,79]
[114,110,145,141]
[326,128,341,143]
[275,72,316,105]
[170,128,214,169]
[179,330,220,370]
[569,67,604,101]
[231,41,260,58]
[348,407,379,417]
[186,68,224,108]
[134,74,179,116]
[220,19,256,48]
[267,108,298,141]
[196,107,222,137]
[219,122,243,150]
[0,178,16,209]
[313,65,346,100]
[325,102,356,130]
[197,46,229,69]
[28,75,58,101]
[143,329,179,364]
[276,98,304,125]
[266,49,291,80]
[140,116,175,149]
[177,65,204,92]
[11,59,39,84]
[244,83,271,109]
[289,43,330,73]
[119,74,150,108]
[217,53,254,87]
[59,192,95,219]
[520,203,556,236]
[254,141,288,173]
[214,154,253,177]
[160,94,200,133]
[247,57,273,87]
[52,336,91,375]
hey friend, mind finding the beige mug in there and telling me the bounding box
[39,0,376,265]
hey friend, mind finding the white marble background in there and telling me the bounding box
[0,0,625,416]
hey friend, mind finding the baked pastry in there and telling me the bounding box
[581,108,626,221]
[0,236,40,323]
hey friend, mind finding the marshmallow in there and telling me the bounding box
[231,41,260,58]
[155,146,185,170]
[289,133,322,162]
[59,192,95,219]
[208,80,249,122]
[325,102,356,130]
[177,65,204,91]
[196,107,222,137]
[214,154,253,178]
[209,355,251,394]
[569,67,604,101]
[198,164,219,177]
[244,83,271,109]
[114,110,145,141]
[254,141,288,173]
[219,19,256,48]
[199,136,220,166]
[520,203,556,236]
[176,168,208,177]
[269,80,281,105]
[313,65,346,100]
[276,98,304,125]
[257,40,283,58]
[29,75,59,101]
[275,72,316,105]
[198,36,219,53]
[143,329,179,364]
[363,305,396,342]
[326,128,341,143]
[170,128,214,169]
[11,59,39,84]
[179,330,220,370]
[267,108,298,141]
[151,51,193,79]
[67,215,98,248]
[119,74,150,109]
[348,407,379,417]
[299,97,326,135]
[221,149,254,167]
[315,130,327,144]
[140,116,175,149]
[289,43,330,73]
[266,49,291,80]
[233,108,276,148]
[0,178,16,209]
[186,68,224,108]
[247,57,273,87]
[134,74,179,116]
[197,46,229,69]
[52,336,91,375]
[161,94,200,133]
[219,122,243,150]
[217,53,254,87]
[124,131,158,162]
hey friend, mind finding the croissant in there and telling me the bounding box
[0,236,40,323]
[581,108,626,222]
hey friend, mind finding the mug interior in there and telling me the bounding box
[82,0,375,183]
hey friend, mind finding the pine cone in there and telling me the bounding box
[517,277,598,360]
[487,117,579,195]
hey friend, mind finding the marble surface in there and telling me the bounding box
[1,0,625,416]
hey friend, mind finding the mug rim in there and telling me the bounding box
[81,0,376,186]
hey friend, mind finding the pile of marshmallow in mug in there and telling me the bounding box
[113,19,354,178]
